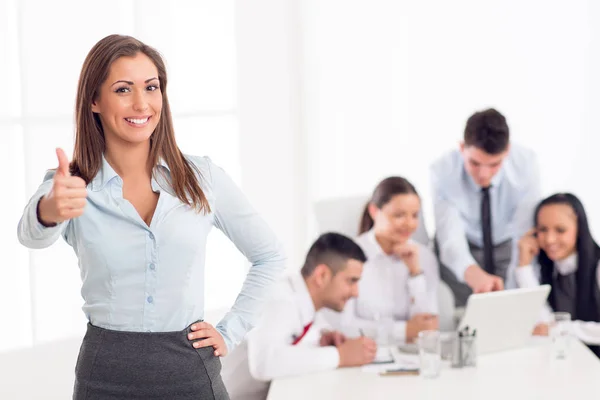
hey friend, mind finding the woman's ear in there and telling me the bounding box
[91,99,101,113]
[368,203,379,222]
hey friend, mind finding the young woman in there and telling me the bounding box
[17,34,286,399]
[517,193,600,356]
[339,177,440,344]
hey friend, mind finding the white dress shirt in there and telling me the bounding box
[515,253,600,345]
[430,144,541,287]
[335,231,439,344]
[221,273,339,400]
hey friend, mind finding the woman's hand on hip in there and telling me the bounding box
[188,322,228,357]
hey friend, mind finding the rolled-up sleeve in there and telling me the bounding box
[430,166,476,282]
[408,247,440,315]
[248,299,339,381]
[506,156,542,289]
[514,262,552,323]
[204,158,287,351]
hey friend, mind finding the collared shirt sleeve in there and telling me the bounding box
[572,321,600,345]
[506,155,542,289]
[514,262,552,323]
[407,246,440,316]
[247,298,339,381]
[514,264,540,288]
[201,158,287,352]
[430,165,476,282]
[17,170,71,249]
[512,154,542,243]
[338,298,408,344]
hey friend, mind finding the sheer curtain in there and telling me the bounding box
[0,0,245,352]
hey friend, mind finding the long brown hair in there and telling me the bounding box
[72,34,210,213]
[359,177,418,234]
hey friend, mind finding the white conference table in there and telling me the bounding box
[268,339,600,400]
[1,335,598,399]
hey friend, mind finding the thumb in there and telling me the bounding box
[56,148,70,176]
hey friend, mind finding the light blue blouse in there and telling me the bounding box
[17,155,286,351]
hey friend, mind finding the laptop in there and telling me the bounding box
[457,285,551,354]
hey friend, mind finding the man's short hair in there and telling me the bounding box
[464,108,509,155]
[300,232,367,278]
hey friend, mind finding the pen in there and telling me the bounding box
[380,367,419,376]
[384,367,419,372]
[458,331,463,367]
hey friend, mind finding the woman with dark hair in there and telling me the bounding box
[517,193,600,355]
[339,177,440,344]
[17,34,285,398]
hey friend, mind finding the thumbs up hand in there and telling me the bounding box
[38,148,88,226]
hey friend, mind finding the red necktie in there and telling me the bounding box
[292,321,313,345]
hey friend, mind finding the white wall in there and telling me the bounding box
[235,0,309,267]
[3,0,600,354]
[300,0,600,243]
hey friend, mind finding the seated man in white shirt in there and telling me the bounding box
[220,232,377,400]
[430,108,541,306]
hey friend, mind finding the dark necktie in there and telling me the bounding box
[554,273,577,318]
[481,186,495,274]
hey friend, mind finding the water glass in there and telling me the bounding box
[550,312,571,359]
[417,330,442,378]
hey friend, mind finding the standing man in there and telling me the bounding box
[430,108,541,306]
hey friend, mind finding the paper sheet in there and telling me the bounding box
[361,347,420,373]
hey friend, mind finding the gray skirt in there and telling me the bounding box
[74,322,230,400]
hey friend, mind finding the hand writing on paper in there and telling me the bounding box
[337,337,377,367]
